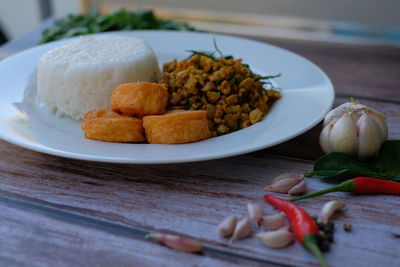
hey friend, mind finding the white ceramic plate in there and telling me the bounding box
[0,31,334,164]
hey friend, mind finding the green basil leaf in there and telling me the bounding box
[311,152,380,174]
[378,140,400,173]
[382,168,400,181]
[306,169,354,180]
[306,143,400,182]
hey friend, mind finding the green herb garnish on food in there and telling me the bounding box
[305,140,400,182]
[254,73,282,81]
[39,9,195,44]
[185,50,216,60]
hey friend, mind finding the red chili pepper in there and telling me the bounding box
[264,195,328,267]
[291,177,400,201]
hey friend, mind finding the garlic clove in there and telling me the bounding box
[352,103,386,119]
[264,173,303,193]
[345,101,387,137]
[323,102,353,127]
[366,110,388,143]
[324,101,386,128]
[357,112,383,159]
[262,212,286,231]
[229,217,252,243]
[264,178,298,193]
[256,230,293,248]
[320,122,334,153]
[146,233,202,253]
[216,215,237,238]
[350,103,369,113]
[349,103,387,132]
[279,225,291,231]
[271,173,304,183]
[288,180,307,196]
[329,113,358,155]
[318,200,346,224]
[247,203,264,226]
[272,172,304,183]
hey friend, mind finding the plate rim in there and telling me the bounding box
[0,30,335,164]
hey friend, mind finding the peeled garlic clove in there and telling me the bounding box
[146,233,202,253]
[318,200,346,224]
[256,230,293,248]
[247,203,264,226]
[264,173,303,193]
[357,113,383,159]
[328,113,358,155]
[262,212,286,231]
[229,217,252,243]
[216,215,237,238]
[288,180,307,196]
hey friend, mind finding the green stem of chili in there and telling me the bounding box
[303,235,329,267]
[291,179,355,201]
[292,177,400,201]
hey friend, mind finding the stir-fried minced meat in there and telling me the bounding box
[160,52,281,136]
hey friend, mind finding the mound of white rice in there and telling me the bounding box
[37,35,160,119]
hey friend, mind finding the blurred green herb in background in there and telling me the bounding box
[39,9,195,44]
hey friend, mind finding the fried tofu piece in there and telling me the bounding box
[82,109,145,142]
[111,82,168,117]
[143,110,211,144]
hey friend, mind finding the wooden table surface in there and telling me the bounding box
[1,21,399,267]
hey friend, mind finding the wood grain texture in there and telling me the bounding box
[0,201,261,267]
[1,22,400,267]
[1,143,399,267]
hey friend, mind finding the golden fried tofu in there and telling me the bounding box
[143,110,211,144]
[82,109,145,142]
[111,82,168,117]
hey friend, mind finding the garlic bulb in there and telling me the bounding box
[320,100,388,159]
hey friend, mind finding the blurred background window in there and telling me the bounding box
[0,0,399,44]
